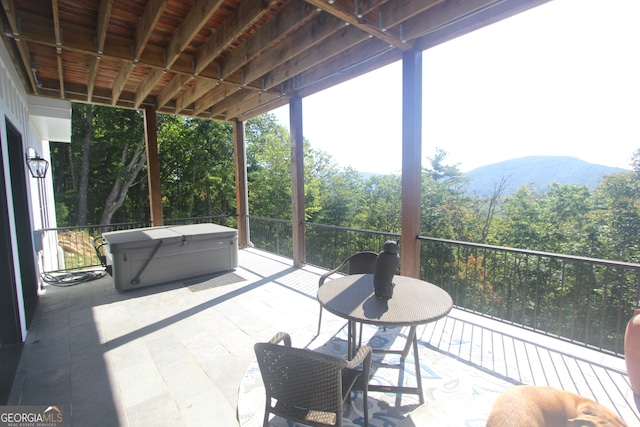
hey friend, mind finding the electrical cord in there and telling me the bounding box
[41,269,107,287]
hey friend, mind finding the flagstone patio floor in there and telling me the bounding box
[6,248,639,426]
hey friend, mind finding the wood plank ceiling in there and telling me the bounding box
[0,0,549,122]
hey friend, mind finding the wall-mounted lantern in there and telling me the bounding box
[25,154,49,179]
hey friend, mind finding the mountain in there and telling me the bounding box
[465,156,629,196]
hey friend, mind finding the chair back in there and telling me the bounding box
[254,343,347,413]
[346,251,378,275]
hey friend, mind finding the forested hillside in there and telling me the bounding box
[465,156,629,195]
[51,105,640,265]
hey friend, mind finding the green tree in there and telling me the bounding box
[594,171,640,263]
[491,185,544,250]
[421,148,474,240]
[157,115,234,219]
[245,115,292,219]
[355,174,401,233]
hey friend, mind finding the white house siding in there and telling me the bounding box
[0,39,57,342]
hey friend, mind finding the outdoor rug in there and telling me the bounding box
[238,325,516,426]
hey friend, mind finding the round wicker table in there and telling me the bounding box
[317,273,453,404]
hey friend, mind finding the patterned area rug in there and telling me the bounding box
[238,325,516,426]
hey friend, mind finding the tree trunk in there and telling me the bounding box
[77,104,93,226]
[480,175,509,242]
[99,134,147,225]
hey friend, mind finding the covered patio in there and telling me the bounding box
[7,248,636,425]
[2,0,638,425]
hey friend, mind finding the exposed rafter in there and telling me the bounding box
[0,0,551,120]
[1,0,38,93]
[304,0,412,50]
[51,0,64,98]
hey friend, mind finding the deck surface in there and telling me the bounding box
[6,248,638,425]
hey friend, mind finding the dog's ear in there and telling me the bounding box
[566,418,596,427]
[568,405,628,427]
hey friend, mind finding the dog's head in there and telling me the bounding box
[567,404,628,427]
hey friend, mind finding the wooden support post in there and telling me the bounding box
[290,96,306,267]
[401,48,422,278]
[233,119,250,248]
[143,106,163,226]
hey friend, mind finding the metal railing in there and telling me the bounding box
[420,236,640,356]
[39,216,640,356]
[304,222,400,269]
[247,216,293,258]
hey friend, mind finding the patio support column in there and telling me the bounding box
[233,119,250,248]
[144,106,163,226]
[400,48,422,278]
[290,95,306,267]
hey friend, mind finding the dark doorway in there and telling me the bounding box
[5,120,38,330]
[0,122,21,345]
[0,162,23,401]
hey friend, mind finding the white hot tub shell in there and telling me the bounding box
[102,223,238,291]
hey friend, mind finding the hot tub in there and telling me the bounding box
[102,223,238,291]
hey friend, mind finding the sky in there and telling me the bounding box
[271,0,640,174]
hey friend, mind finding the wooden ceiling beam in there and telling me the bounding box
[219,0,318,81]
[304,0,412,50]
[56,54,64,98]
[262,24,370,90]
[175,78,218,113]
[226,90,284,120]
[209,88,256,118]
[412,0,549,50]
[242,12,344,86]
[284,36,398,96]
[111,61,132,104]
[165,0,225,70]
[109,0,166,105]
[135,68,164,108]
[1,0,38,93]
[87,56,100,102]
[51,0,62,46]
[372,0,443,30]
[11,11,267,94]
[156,74,191,109]
[194,0,278,76]
[356,0,391,16]
[51,0,64,98]
[95,0,114,54]
[134,0,167,62]
[403,0,497,42]
[193,83,237,116]
[132,0,223,111]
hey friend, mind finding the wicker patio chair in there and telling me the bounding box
[254,332,372,427]
[317,251,378,336]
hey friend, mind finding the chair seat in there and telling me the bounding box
[271,368,362,426]
[273,402,338,426]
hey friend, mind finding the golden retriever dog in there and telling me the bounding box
[486,385,628,427]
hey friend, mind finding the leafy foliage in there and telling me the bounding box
[51,104,640,269]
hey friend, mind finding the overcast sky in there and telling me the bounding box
[272,0,640,173]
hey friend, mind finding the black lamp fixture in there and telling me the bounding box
[26,153,49,179]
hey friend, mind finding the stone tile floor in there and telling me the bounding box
[6,248,639,426]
